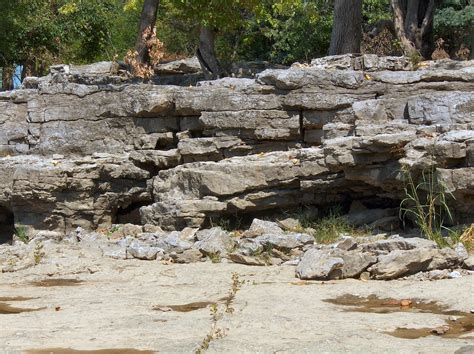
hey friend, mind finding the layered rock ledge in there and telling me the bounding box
[0,55,473,240]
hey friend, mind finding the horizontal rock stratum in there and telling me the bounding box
[0,55,473,238]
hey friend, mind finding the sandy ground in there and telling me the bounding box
[0,245,473,354]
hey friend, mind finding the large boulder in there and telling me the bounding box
[369,248,462,280]
[296,249,344,280]
[194,227,235,256]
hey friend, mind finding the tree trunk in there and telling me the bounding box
[390,0,437,58]
[196,27,227,80]
[1,66,13,91]
[135,0,160,64]
[329,0,363,55]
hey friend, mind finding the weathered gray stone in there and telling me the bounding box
[163,231,194,252]
[155,57,201,75]
[236,239,263,256]
[335,236,358,251]
[368,248,461,280]
[194,227,235,255]
[360,237,437,254]
[277,218,302,232]
[170,248,203,263]
[0,55,473,240]
[464,255,474,270]
[296,248,344,280]
[454,242,469,261]
[256,233,314,250]
[127,240,163,260]
[244,219,284,238]
[228,253,266,266]
[330,249,378,279]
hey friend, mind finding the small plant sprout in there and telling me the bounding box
[14,225,29,244]
[33,241,45,265]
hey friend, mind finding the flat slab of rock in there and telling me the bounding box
[256,232,314,250]
[360,237,437,254]
[170,249,203,264]
[228,253,266,266]
[127,240,163,260]
[369,248,461,280]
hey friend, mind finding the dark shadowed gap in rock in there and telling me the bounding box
[358,197,401,210]
[114,202,150,225]
[299,110,305,141]
[130,160,161,176]
[0,205,14,244]
[204,203,351,231]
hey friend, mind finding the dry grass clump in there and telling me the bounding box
[459,224,474,251]
[125,26,164,79]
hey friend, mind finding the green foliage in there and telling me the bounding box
[408,50,423,69]
[209,215,243,231]
[235,0,333,64]
[434,1,473,56]
[58,0,119,63]
[363,0,392,25]
[170,0,259,30]
[311,212,353,244]
[14,225,29,244]
[1,0,472,78]
[399,166,455,248]
[0,0,138,76]
[208,252,222,263]
[0,0,62,71]
[296,207,353,244]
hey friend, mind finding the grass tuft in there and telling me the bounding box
[311,213,353,244]
[14,225,29,244]
[400,165,455,248]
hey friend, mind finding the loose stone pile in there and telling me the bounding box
[1,218,472,281]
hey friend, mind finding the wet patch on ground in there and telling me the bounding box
[27,349,154,354]
[152,301,215,312]
[0,296,37,301]
[325,294,474,339]
[29,279,84,287]
[0,296,44,314]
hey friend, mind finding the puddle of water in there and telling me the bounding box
[152,301,215,312]
[0,296,43,314]
[30,279,84,287]
[0,303,44,314]
[0,296,36,301]
[324,294,474,339]
[27,349,154,354]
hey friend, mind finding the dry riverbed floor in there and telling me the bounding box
[0,251,473,353]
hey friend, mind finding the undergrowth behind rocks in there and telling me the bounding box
[292,207,355,244]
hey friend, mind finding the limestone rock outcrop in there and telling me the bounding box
[0,55,473,238]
